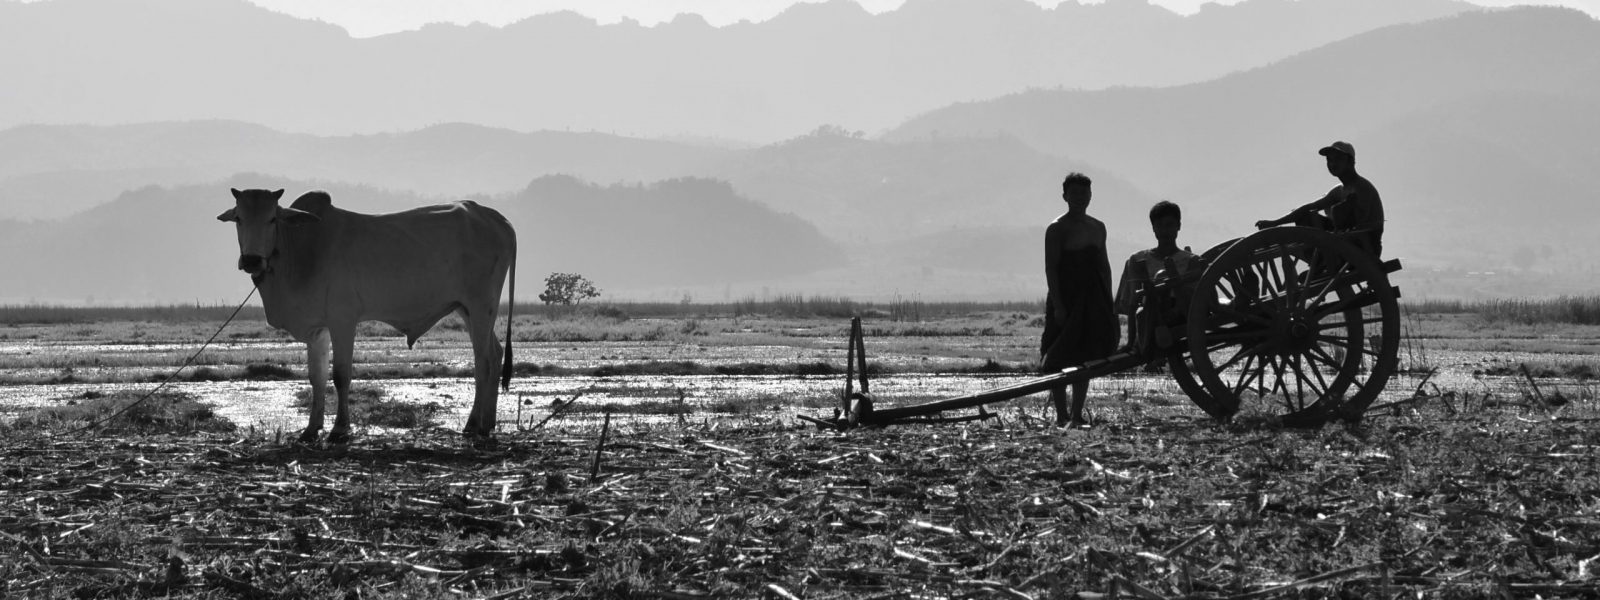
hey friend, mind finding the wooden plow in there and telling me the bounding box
[804,227,1405,429]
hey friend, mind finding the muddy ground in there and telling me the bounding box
[3,313,1599,598]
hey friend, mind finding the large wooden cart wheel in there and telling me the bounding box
[1168,351,1229,420]
[1164,238,1241,421]
[1184,228,1400,424]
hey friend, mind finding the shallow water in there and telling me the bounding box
[2,339,1591,433]
[0,373,1156,432]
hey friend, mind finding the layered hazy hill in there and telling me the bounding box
[886,7,1600,278]
[0,0,1472,141]
[0,123,1138,238]
[0,121,1166,252]
[504,176,844,287]
[701,130,1168,244]
[3,2,1597,301]
[0,176,841,302]
[0,122,730,220]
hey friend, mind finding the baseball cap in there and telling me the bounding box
[1318,141,1355,159]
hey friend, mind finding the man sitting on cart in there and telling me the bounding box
[1254,141,1385,258]
[1116,201,1203,359]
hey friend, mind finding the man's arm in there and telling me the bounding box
[1096,224,1112,304]
[1094,223,1116,347]
[1094,228,1107,310]
[1114,255,1141,316]
[1116,255,1143,349]
[1256,188,1340,229]
[1044,222,1064,318]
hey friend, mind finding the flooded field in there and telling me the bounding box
[3,330,1595,434]
[0,336,1167,432]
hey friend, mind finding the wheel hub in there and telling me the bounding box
[1281,314,1318,354]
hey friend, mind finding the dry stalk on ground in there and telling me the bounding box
[2,401,1599,598]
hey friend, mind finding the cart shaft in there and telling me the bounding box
[859,351,1149,424]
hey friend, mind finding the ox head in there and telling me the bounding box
[217,188,320,277]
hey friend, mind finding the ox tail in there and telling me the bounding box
[501,250,516,391]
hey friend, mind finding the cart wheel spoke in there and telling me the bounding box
[1203,326,1266,345]
[1280,252,1303,305]
[1268,353,1291,401]
[1213,304,1272,328]
[1298,351,1332,396]
[1319,315,1384,331]
[1313,288,1385,321]
[1305,261,1353,312]
[1306,343,1345,371]
[1288,352,1328,409]
[1263,260,1286,299]
[1232,354,1263,397]
[1217,340,1267,373]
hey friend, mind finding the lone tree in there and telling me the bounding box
[539,272,601,305]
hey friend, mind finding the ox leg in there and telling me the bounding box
[328,325,358,444]
[463,307,504,438]
[300,329,331,443]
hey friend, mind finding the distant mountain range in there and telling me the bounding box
[0,122,729,220]
[886,7,1600,279]
[0,176,842,302]
[3,3,1598,301]
[0,0,1473,141]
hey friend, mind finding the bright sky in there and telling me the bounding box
[238,0,1600,38]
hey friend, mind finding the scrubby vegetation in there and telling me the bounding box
[4,390,233,434]
[3,396,1598,598]
[1408,295,1600,325]
[292,385,443,430]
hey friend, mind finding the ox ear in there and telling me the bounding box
[217,207,238,222]
[280,206,320,225]
[270,189,285,201]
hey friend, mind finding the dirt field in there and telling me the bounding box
[2,308,1598,598]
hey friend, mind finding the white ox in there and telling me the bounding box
[219,189,517,442]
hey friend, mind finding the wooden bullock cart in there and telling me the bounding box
[808,227,1403,428]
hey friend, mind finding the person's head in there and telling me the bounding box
[1062,172,1092,212]
[1319,141,1356,177]
[1149,200,1181,246]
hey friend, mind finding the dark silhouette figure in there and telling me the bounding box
[1115,201,1203,357]
[1041,173,1119,427]
[1255,141,1385,257]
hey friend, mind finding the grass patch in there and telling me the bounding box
[514,360,887,378]
[952,358,1036,374]
[292,385,442,429]
[242,362,297,380]
[0,303,269,325]
[1408,295,1600,325]
[185,366,229,382]
[1477,361,1598,380]
[513,315,688,343]
[363,400,444,429]
[6,390,234,434]
[559,396,796,416]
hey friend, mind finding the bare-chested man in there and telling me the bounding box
[1116,201,1202,357]
[1041,173,1118,427]
[1255,141,1385,257]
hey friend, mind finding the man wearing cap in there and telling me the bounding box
[1255,141,1384,257]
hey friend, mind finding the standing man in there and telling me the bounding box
[1041,173,1119,428]
[1255,141,1385,257]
